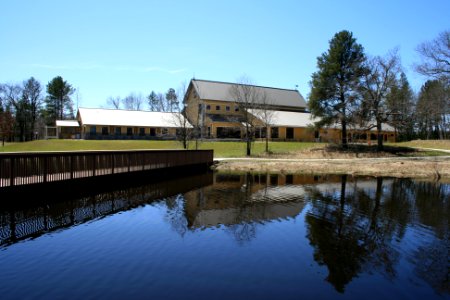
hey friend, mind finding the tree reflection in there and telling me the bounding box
[165,194,189,237]
[305,176,403,292]
[410,181,449,295]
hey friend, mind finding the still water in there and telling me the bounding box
[0,172,448,299]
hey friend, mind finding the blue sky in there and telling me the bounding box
[1,0,449,109]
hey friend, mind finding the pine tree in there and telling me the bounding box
[45,76,75,124]
[309,30,366,148]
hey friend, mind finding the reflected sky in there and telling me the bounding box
[0,173,448,300]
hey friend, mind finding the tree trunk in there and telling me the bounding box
[265,127,269,153]
[341,120,348,149]
[377,120,383,151]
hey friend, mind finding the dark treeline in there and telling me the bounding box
[0,76,75,142]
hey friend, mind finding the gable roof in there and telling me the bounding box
[189,79,307,110]
[77,108,191,128]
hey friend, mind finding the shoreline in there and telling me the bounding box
[212,156,450,181]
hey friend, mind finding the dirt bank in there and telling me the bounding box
[213,156,450,180]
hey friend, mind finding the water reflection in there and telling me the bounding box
[0,172,448,298]
[179,173,449,295]
[0,172,213,247]
[303,175,449,294]
[184,173,307,228]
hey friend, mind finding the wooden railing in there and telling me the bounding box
[0,149,213,187]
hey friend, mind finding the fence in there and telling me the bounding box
[0,149,213,187]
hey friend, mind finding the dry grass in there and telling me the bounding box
[214,157,450,180]
[214,142,450,180]
[392,140,450,150]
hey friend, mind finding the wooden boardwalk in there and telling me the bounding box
[0,149,213,188]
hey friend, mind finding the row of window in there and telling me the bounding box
[89,126,168,136]
[200,104,240,112]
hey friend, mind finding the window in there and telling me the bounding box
[127,127,133,136]
[255,127,266,138]
[206,105,211,110]
[271,127,279,139]
[115,127,121,135]
[226,106,230,111]
[150,128,156,136]
[286,127,294,139]
[139,128,145,136]
[285,175,293,185]
[270,174,278,185]
[216,105,220,111]
[234,106,239,112]
[162,128,168,135]
[90,126,96,134]
[101,127,108,135]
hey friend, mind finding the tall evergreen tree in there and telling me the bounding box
[165,88,179,112]
[386,72,416,141]
[309,30,366,148]
[147,91,159,111]
[22,77,42,140]
[416,80,449,139]
[45,76,75,124]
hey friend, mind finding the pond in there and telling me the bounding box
[0,172,448,300]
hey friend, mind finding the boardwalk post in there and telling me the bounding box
[111,153,115,174]
[92,154,96,176]
[43,156,47,183]
[10,157,14,187]
[70,155,74,180]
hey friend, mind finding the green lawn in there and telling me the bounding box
[0,139,326,158]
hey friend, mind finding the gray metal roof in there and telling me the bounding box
[190,79,307,110]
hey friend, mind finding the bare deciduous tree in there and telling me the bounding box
[229,77,262,156]
[251,92,275,153]
[122,93,144,110]
[360,50,401,150]
[171,81,192,149]
[106,96,121,109]
[415,30,450,79]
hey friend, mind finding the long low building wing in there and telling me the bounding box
[77,107,192,128]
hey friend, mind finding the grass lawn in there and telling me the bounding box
[0,139,326,158]
[2,139,448,158]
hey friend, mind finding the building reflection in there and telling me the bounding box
[0,172,213,247]
[182,173,341,229]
